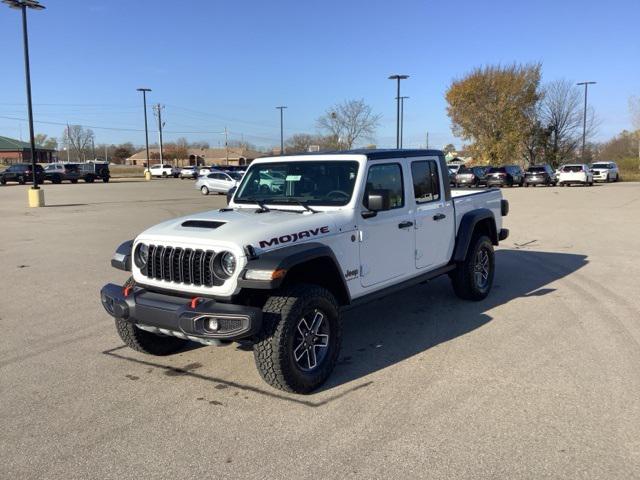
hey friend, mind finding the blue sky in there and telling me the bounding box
[0,0,638,150]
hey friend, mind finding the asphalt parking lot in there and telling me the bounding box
[1,179,640,479]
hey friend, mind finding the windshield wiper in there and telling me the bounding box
[241,197,270,212]
[289,200,318,213]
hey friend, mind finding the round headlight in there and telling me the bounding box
[134,243,149,268]
[220,251,236,277]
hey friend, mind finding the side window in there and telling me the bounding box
[363,163,404,210]
[411,160,441,203]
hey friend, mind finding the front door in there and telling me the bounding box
[358,162,414,288]
[411,159,455,269]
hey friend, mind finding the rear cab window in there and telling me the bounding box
[411,160,441,203]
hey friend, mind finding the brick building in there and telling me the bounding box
[0,135,55,164]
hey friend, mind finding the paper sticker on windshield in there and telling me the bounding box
[285,175,301,181]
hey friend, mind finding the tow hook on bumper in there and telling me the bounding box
[499,228,509,241]
[100,283,262,342]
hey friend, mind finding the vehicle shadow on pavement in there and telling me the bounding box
[320,249,588,392]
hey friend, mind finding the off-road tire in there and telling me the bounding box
[115,318,187,355]
[450,234,495,301]
[253,284,342,394]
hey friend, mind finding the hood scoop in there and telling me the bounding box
[181,220,225,229]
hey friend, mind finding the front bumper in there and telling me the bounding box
[100,283,262,342]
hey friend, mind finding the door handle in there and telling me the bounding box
[433,213,446,221]
[398,221,413,229]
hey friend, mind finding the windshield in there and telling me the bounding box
[527,166,546,172]
[592,163,611,169]
[235,161,359,206]
[488,167,506,173]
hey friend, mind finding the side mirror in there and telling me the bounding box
[367,194,386,211]
[362,190,391,218]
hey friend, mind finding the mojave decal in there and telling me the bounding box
[259,226,330,248]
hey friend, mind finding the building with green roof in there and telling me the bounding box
[0,135,55,164]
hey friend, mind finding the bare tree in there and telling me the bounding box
[316,99,381,150]
[62,125,94,161]
[539,79,598,165]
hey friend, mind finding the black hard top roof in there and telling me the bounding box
[271,148,444,161]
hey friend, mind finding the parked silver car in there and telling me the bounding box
[195,170,241,195]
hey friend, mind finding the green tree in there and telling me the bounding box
[443,143,457,155]
[445,63,541,165]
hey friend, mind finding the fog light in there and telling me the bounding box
[207,318,219,332]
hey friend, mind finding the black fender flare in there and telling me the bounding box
[111,240,133,271]
[452,209,498,262]
[238,242,350,302]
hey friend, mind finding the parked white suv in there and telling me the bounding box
[101,149,509,393]
[591,161,620,182]
[149,164,179,178]
[558,164,593,187]
[195,169,242,195]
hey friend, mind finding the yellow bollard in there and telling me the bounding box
[144,170,152,181]
[28,187,45,208]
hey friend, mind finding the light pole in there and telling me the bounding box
[276,106,287,155]
[388,74,409,149]
[136,88,151,175]
[153,104,165,168]
[576,81,596,161]
[397,96,409,148]
[4,0,46,207]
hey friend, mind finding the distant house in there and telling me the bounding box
[445,150,473,164]
[0,135,55,164]
[125,147,264,167]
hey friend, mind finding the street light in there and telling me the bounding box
[276,106,287,155]
[3,0,46,207]
[576,81,596,161]
[388,74,409,149]
[136,88,151,176]
[397,96,409,148]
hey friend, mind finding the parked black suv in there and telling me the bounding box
[0,163,45,185]
[45,162,110,184]
[453,166,488,187]
[485,165,524,187]
[524,164,556,187]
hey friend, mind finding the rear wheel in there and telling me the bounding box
[254,284,341,394]
[102,177,109,183]
[115,318,187,355]
[71,179,78,184]
[0,176,6,185]
[450,235,495,301]
[18,175,25,185]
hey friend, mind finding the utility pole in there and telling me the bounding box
[224,126,229,165]
[153,103,165,167]
[576,81,596,161]
[104,144,108,163]
[91,137,95,160]
[136,88,152,174]
[388,75,409,149]
[276,106,287,155]
[426,131,429,149]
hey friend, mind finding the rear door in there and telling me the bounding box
[358,161,414,288]
[411,159,455,269]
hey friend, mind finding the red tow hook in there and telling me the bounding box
[190,297,204,309]
[123,286,133,297]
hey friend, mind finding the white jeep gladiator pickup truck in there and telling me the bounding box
[101,149,509,393]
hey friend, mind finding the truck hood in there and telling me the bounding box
[135,207,347,254]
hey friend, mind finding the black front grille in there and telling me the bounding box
[143,245,222,287]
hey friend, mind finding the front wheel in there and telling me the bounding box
[115,318,187,355]
[254,284,342,394]
[200,185,209,195]
[450,235,495,301]
[18,175,25,185]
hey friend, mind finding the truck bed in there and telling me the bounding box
[451,188,504,235]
